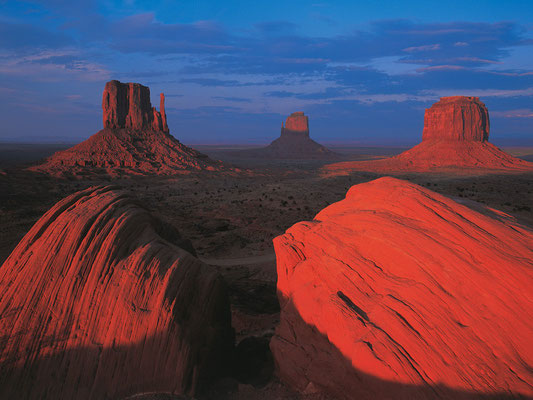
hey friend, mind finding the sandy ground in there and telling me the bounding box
[0,143,532,399]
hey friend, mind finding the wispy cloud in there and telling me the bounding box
[491,108,533,118]
[0,50,110,82]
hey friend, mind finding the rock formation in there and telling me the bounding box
[102,80,169,133]
[30,80,225,177]
[234,112,337,159]
[271,177,533,399]
[0,186,233,399]
[281,111,309,136]
[323,96,532,174]
[422,96,489,141]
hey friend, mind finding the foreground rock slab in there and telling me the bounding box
[0,186,233,399]
[271,177,533,399]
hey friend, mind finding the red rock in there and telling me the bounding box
[271,177,533,399]
[323,96,532,174]
[31,80,225,177]
[102,80,168,133]
[282,112,309,136]
[423,96,489,141]
[0,186,233,399]
[235,112,337,159]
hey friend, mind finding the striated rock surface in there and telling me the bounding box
[31,80,226,177]
[0,186,233,399]
[235,112,337,160]
[271,177,533,399]
[422,96,489,142]
[323,96,532,174]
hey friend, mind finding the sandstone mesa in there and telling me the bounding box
[323,96,533,174]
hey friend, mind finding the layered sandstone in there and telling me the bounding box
[235,112,337,159]
[0,186,233,399]
[271,177,533,399]
[323,96,532,174]
[102,80,169,132]
[422,96,489,141]
[31,80,225,177]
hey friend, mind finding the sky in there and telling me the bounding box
[1,0,532,146]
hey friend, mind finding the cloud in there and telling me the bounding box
[403,44,441,52]
[212,96,251,102]
[180,77,282,87]
[424,87,533,98]
[254,21,297,35]
[0,50,110,82]
[0,19,73,50]
[491,108,533,118]
[264,90,299,98]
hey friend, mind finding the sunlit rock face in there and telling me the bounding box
[30,80,225,177]
[322,96,532,174]
[422,96,489,142]
[0,186,233,399]
[271,177,533,399]
[102,80,169,133]
[281,112,309,137]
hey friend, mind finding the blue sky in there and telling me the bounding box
[1,0,532,145]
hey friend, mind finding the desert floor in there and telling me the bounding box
[1,143,532,399]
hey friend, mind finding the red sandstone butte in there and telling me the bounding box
[271,177,533,399]
[422,96,489,141]
[236,112,337,159]
[102,80,169,133]
[0,186,233,399]
[323,96,533,174]
[282,111,309,136]
[30,80,225,177]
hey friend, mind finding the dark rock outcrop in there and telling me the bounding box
[0,186,233,399]
[323,96,532,174]
[271,177,533,399]
[31,80,226,177]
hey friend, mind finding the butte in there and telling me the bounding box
[30,80,226,177]
[323,96,533,174]
[236,112,337,159]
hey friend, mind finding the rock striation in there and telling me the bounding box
[323,96,532,174]
[271,177,533,399]
[422,96,489,142]
[30,80,225,177]
[234,112,337,160]
[0,186,233,399]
